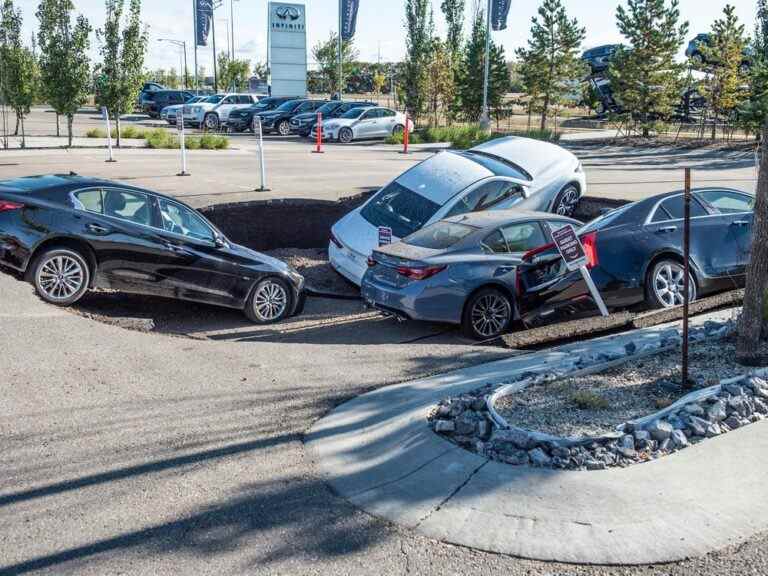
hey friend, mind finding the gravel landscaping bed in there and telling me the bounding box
[496,336,765,438]
[265,248,359,297]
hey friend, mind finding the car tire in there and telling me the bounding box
[552,184,581,217]
[31,248,90,307]
[244,277,293,324]
[645,259,697,310]
[392,124,405,135]
[339,127,354,144]
[277,120,291,136]
[462,287,513,341]
[204,113,220,131]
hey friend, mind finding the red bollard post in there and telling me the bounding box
[401,113,410,155]
[312,112,324,154]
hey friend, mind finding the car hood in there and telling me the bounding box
[257,110,283,118]
[471,137,578,182]
[332,207,381,257]
[228,242,287,269]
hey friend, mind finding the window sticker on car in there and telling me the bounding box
[378,226,392,246]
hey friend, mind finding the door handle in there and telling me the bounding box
[731,220,750,227]
[657,226,677,233]
[86,223,110,235]
[162,240,190,255]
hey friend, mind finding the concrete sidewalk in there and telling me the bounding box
[307,310,768,565]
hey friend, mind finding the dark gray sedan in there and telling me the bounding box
[361,210,580,340]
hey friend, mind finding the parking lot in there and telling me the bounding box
[1,112,765,575]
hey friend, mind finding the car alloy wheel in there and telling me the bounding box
[554,185,580,217]
[34,249,89,306]
[463,288,512,340]
[392,124,405,135]
[246,278,292,324]
[204,113,219,131]
[650,260,696,309]
[339,127,354,144]
[277,120,291,136]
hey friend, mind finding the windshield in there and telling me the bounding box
[316,102,340,114]
[579,202,634,234]
[297,101,320,113]
[405,221,477,250]
[275,100,303,112]
[360,181,441,238]
[202,95,224,104]
[186,96,205,103]
[341,107,366,119]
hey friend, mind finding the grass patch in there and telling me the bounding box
[85,128,105,138]
[87,125,229,150]
[145,129,179,149]
[198,133,229,150]
[85,126,148,140]
[570,390,610,411]
[386,124,560,149]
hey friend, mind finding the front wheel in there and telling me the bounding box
[462,288,513,340]
[392,124,405,135]
[552,184,580,217]
[646,259,697,309]
[338,127,354,144]
[203,113,220,131]
[32,248,90,306]
[277,120,291,136]
[245,277,293,324]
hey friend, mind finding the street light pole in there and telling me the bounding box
[193,0,198,92]
[338,0,343,100]
[159,39,189,90]
[480,0,492,131]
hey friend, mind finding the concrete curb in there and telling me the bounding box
[306,308,768,565]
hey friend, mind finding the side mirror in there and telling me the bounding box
[214,235,227,248]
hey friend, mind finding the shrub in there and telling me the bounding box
[185,136,202,150]
[386,124,560,150]
[85,128,106,138]
[199,134,229,150]
[571,390,610,410]
[145,129,179,149]
[385,131,423,145]
[120,126,146,140]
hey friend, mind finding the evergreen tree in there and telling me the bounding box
[515,0,585,131]
[608,0,689,137]
[0,0,38,147]
[457,7,510,122]
[403,0,432,119]
[739,0,768,137]
[37,0,90,147]
[440,0,464,61]
[95,0,148,147]
[311,32,357,95]
[699,5,748,139]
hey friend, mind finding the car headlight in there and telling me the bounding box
[575,161,583,173]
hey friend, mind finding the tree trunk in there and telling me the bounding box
[19,115,25,149]
[56,113,60,138]
[115,114,121,148]
[737,120,768,365]
[67,114,73,148]
[13,115,19,136]
[540,94,549,132]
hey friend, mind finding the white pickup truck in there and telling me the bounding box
[183,93,260,130]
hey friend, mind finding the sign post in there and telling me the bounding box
[682,167,692,388]
[177,109,190,176]
[551,224,609,317]
[254,116,270,192]
[102,107,116,163]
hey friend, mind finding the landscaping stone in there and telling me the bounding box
[647,419,673,442]
[671,429,689,449]
[434,420,455,434]
[529,448,552,468]
[707,400,727,423]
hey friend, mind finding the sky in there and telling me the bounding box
[14,0,761,74]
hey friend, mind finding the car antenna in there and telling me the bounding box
[69,171,78,176]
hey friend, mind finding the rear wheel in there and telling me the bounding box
[32,248,90,306]
[552,184,580,217]
[462,287,513,340]
[204,113,220,131]
[245,277,293,324]
[339,127,354,144]
[392,124,405,135]
[645,259,697,309]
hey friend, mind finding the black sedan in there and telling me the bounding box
[517,188,754,327]
[290,100,377,137]
[227,96,298,133]
[255,99,327,136]
[0,175,305,324]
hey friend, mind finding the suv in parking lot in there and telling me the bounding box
[291,100,377,137]
[255,99,327,136]
[183,93,261,130]
[142,90,194,118]
[227,96,299,133]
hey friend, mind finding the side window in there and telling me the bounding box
[222,96,236,105]
[546,220,571,234]
[446,181,522,218]
[360,110,376,120]
[237,95,252,104]
[382,109,396,117]
[103,189,152,226]
[73,189,103,213]
[696,190,754,214]
[651,195,707,222]
[501,222,548,253]
[158,198,215,242]
[481,230,509,254]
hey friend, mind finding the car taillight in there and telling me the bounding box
[396,265,446,281]
[522,242,555,263]
[367,256,376,267]
[581,231,599,269]
[330,233,342,249]
[0,201,23,212]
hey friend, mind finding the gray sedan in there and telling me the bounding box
[361,210,581,340]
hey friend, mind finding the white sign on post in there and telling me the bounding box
[551,224,609,317]
[177,109,189,176]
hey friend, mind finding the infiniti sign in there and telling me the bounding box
[270,2,305,32]
[276,6,300,20]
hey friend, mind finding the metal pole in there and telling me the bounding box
[682,167,692,388]
[580,267,609,317]
[338,0,343,99]
[255,117,270,191]
[193,0,199,92]
[212,15,218,92]
[481,0,492,130]
[230,0,235,62]
[183,41,189,90]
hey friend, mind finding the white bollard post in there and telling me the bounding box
[254,116,270,192]
[177,109,190,176]
[102,106,116,163]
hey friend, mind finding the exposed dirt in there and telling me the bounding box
[496,336,768,438]
[264,248,359,298]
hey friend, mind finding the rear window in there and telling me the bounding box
[580,203,635,233]
[404,221,476,249]
[361,181,441,238]
[696,190,754,214]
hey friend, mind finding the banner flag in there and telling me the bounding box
[340,0,360,41]
[196,0,213,46]
[491,0,511,31]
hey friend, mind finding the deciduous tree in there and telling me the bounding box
[403,0,432,119]
[516,0,585,131]
[424,39,454,125]
[311,32,357,96]
[608,0,689,137]
[36,0,90,147]
[216,53,250,91]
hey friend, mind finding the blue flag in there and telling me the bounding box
[196,0,213,47]
[341,0,360,41]
[491,0,511,31]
